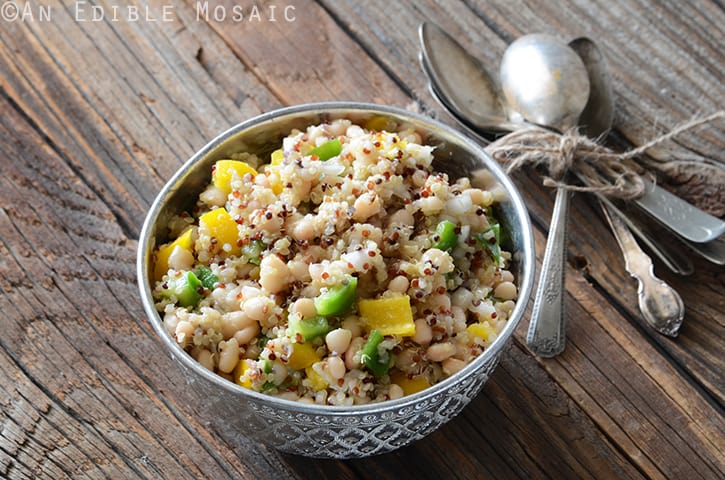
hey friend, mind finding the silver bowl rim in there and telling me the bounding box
[137,101,535,415]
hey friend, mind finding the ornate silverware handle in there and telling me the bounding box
[601,201,685,337]
[527,187,570,357]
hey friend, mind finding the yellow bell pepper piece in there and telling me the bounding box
[358,295,415,337]
[390,371,431,396]
[213,160,257,195]
[234,358,255,389]
[364,115,395,133]
[265,165,284,195]
[153,228,194,281]
[286,342,320,370]
[270,149,284,166]
[198,207,241,256]
[467,321,496,342]
[305,366,328,391]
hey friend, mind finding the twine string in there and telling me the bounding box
[483,110,724,200]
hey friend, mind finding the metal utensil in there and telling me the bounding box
[568,37,614,139]
[418,23,518,133]
[597,197,695,276]
[601,202,685,336]
[419,23,725,246]
[635,179,725,243]
[499,34,590,357]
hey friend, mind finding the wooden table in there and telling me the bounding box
[1,1,723,478]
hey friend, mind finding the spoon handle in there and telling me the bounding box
[634,179,725,244]
[580,179,694,276]
[600,201,685,336]
[527,187,570,357]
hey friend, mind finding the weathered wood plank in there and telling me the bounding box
[0,0,722,478]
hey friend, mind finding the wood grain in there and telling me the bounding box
[0,0,723,478]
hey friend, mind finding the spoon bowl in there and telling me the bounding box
[500,34,590,131]
[568,37,614,138]
[418,23,517,133]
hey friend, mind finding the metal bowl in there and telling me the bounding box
[137,102,535,458]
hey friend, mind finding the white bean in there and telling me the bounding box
[394,349,416,370]
[259,254,290,293]
[291,298,317,319]
[426,342,456,362]
[163,313,179,335]
[428,293,451,312]
[254,174,270,187]
[387,208,414,227]
[344,337,365,369]
[388,383,404,400]
[500,270,515,283]
[326,328,353,354]
[221,311,255,339]
[494,281,517,300]
[412,319,432,345]
[175,320,195,343]
[464,188,485,205]
[352,192,381,222]
[327,356,346,380]
[199,185,227,207]
[341,317,363,338]
[167,246,194,271]
[243,296,268,321]
[499,300,516,313]
[442,358,467,376]
[451,288,473,309]
[419,196,444,215]
[292,216,315,241]
[233,323,260,346]
[271,362,288,385]
[196,349,215,371]
[387,275,409,294]
[451,306,467,333]
[218,338,240,373]
[288,260,311,282]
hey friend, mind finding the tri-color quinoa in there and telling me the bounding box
[153,118,518,405]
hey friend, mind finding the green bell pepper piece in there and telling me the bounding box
[242,240,265,265]
[314,276,358,316]
[360,330,393,377]
[308,139,342,161]
[431,220,458,251]
[474,223,502,266]
[163,271,202,307]
[288,315,331,341]
[195,265,219,290]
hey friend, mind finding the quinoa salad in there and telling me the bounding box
[152,118,518,406]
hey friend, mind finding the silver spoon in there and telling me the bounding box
[418,22,519,133]
[499,34,590,357]
[571,37,685,336]
[601,203,685,336]
[418,23,725,245]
